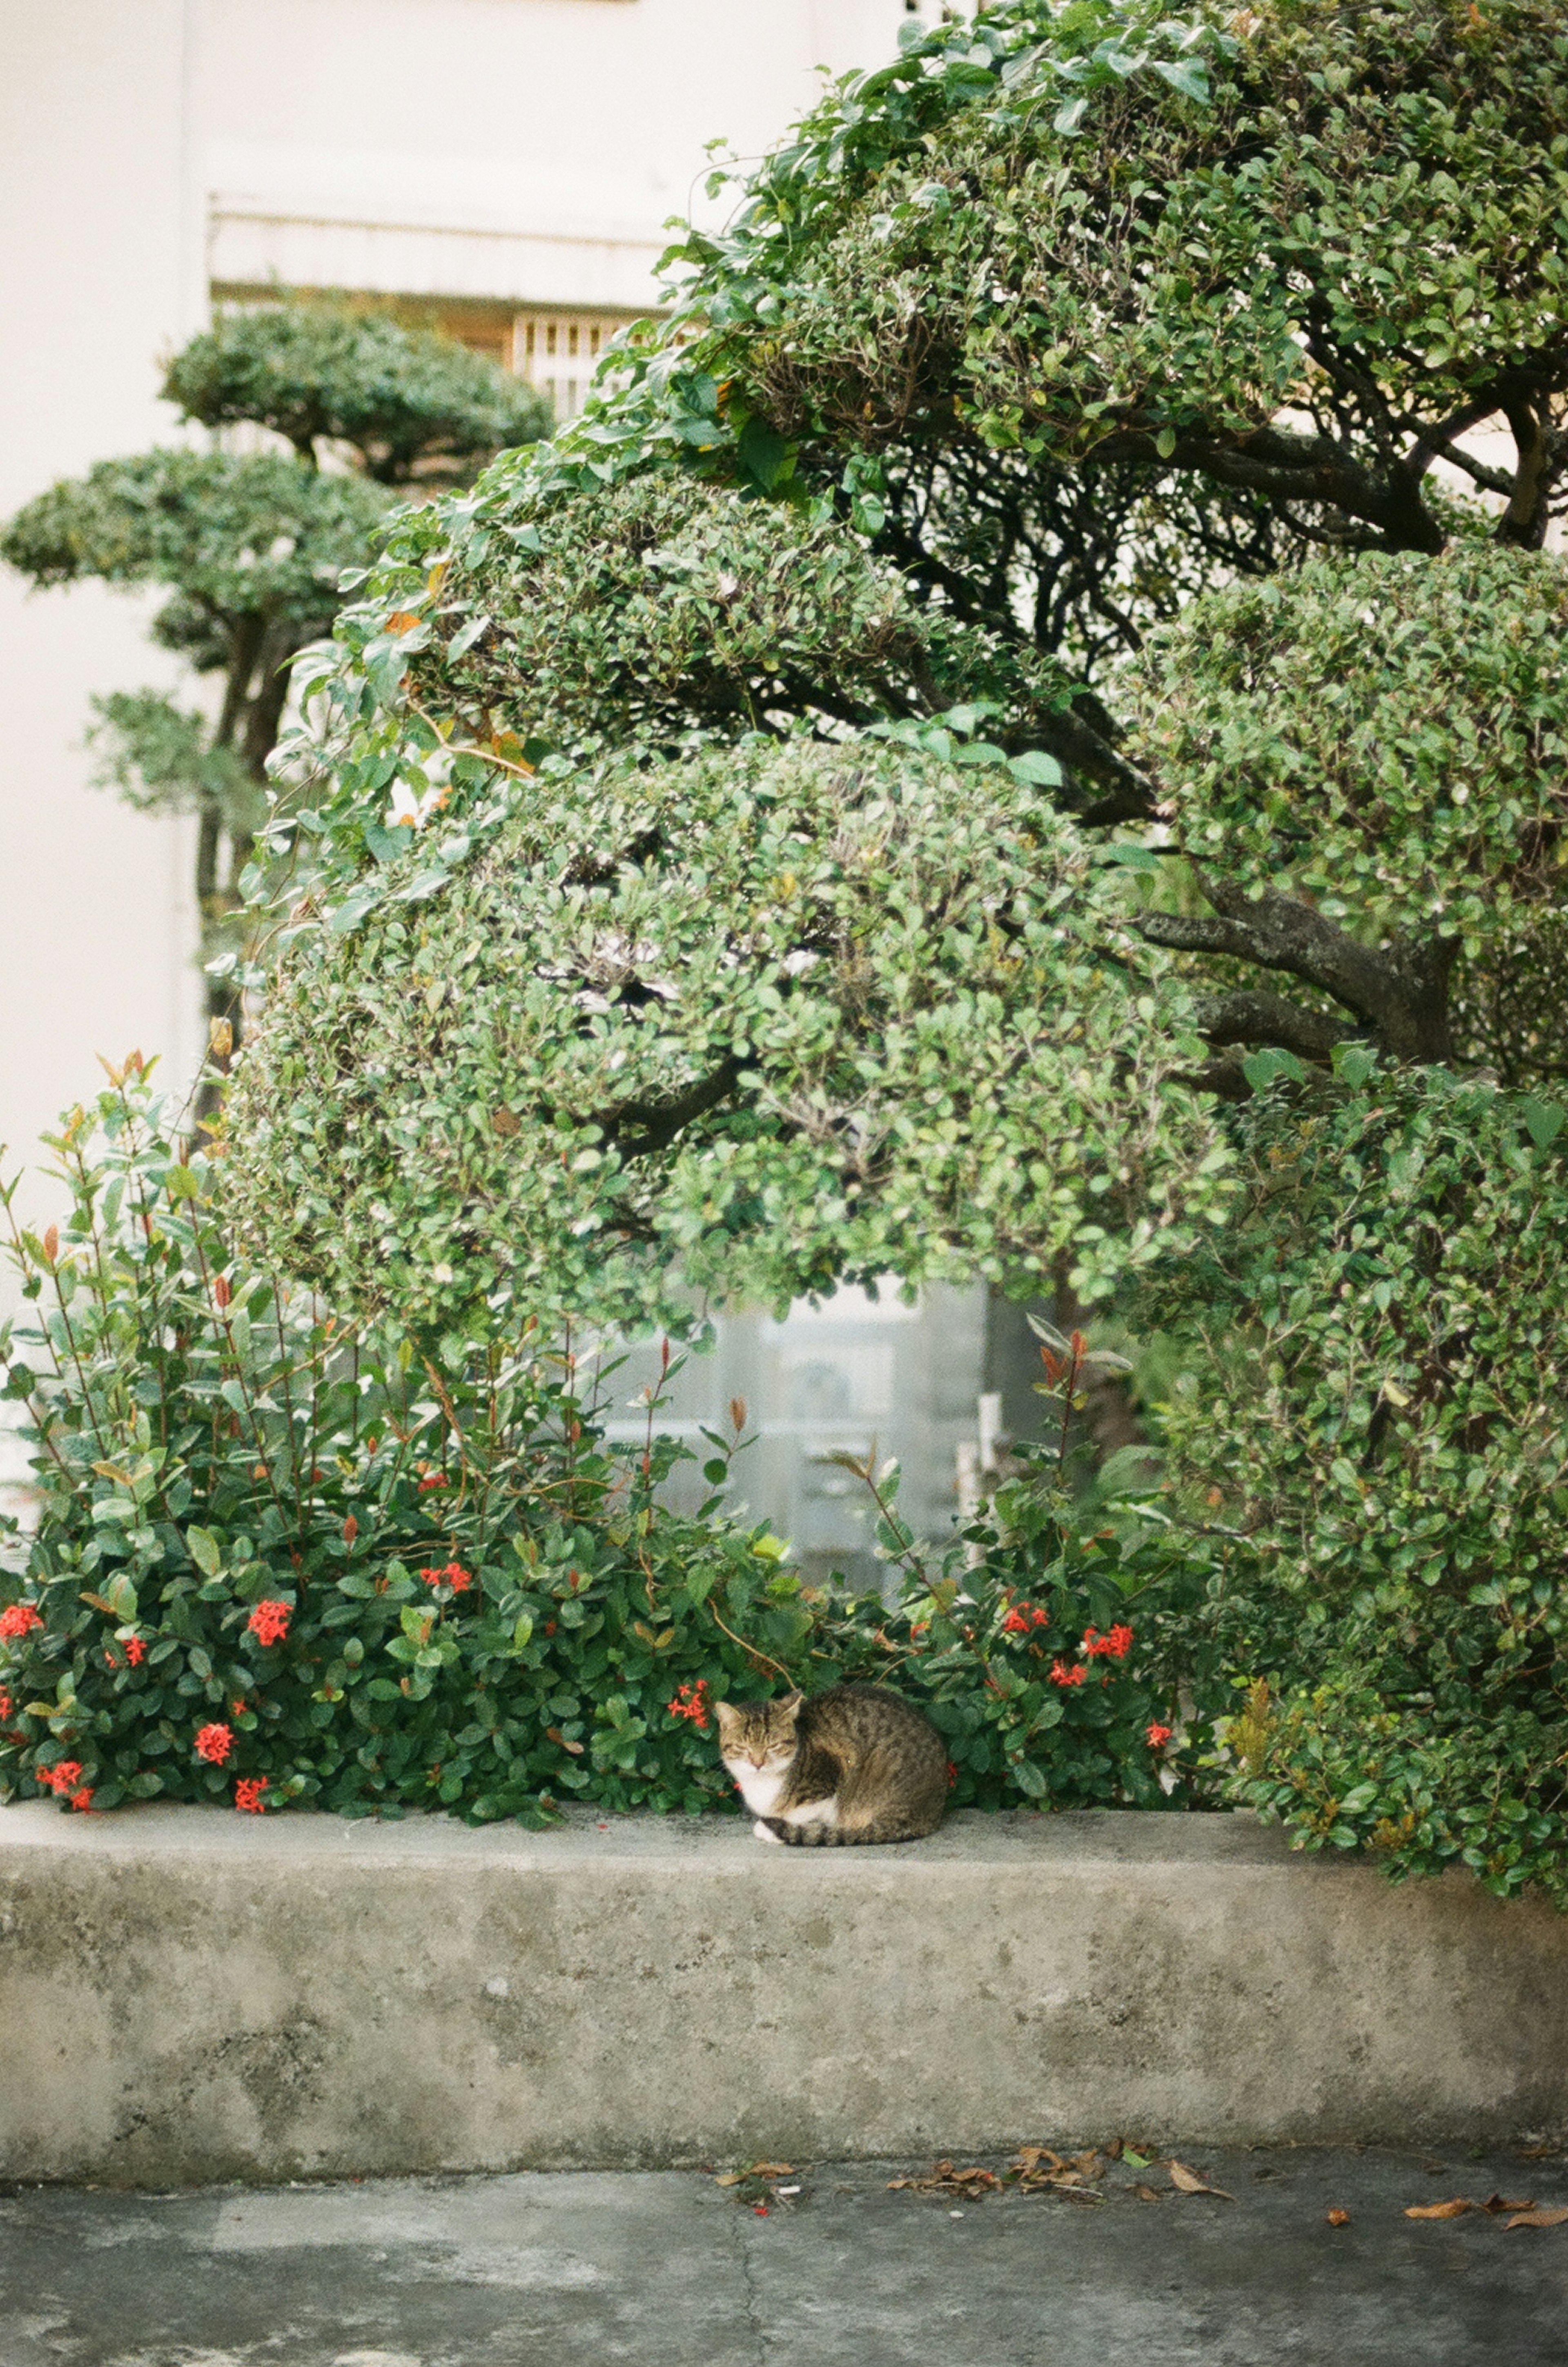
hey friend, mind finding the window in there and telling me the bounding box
[509,310,636,421]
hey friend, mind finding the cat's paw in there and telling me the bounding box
[753,1819,784,1845]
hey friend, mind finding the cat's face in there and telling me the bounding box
[714,1690,802,1772]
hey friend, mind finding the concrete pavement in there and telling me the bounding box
[4,2145,1567,2365]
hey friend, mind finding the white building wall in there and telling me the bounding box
[0,0,207,1264]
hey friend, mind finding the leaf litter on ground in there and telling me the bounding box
[1403,2193,1567,2229]
[715,2161,799,2208]
[887,2140,1230,2207]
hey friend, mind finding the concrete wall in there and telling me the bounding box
[2,1802,1564,2185]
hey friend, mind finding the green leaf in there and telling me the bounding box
[1242,1048,1308,1092]
[186,1525,223,1578]
[737,418,792,493]
[1521,1097,1565,1151]
[1007,749,1064,787]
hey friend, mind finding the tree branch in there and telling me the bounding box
[1192,990,1359,1063]
[592,1055,744,1156]
[1140,878,1455,1060]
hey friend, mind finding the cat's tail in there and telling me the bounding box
[759,1816,933,1846]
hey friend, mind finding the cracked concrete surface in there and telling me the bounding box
[4,2147,1567,2365]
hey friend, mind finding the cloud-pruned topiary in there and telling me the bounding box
[729,0,1568,554]
[223,737,1230,1337]
[384,468,1076,764]
[164,301,551,484]
[1126,543,1568,1083]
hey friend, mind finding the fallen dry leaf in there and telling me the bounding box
[1506,2207,1568,2231]
[1168,2160,1235,2200]
[1480,2194,1534,2215]
[1008,2144,1105,2198]
[1134,2184,1165,2202]
[1326,2208,1350,2227]
[1404,2198,1473,2220]
[888,2161,1002,2199]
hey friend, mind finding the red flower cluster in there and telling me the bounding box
[668,1679,710,1729]
[0,1691,11,1722]
[38,1760,83,1794]
[234,1776,269,1814]
[1001,1603,1051,1635]
[1146,1722,1173,1747]
[417,1472,450,1493]
[247,1600,291,1647]
[1082,1623,1134,1660]
[419,1561,473,1593]
[195,1722,234,1765]
[69,1787,94,1812]
[124,1634,146,1666]
[1049,1660,1087,1688]
[0,1603,44,1641]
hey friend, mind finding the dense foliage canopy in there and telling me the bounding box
[164,304,548,485]
[223,737,1229,1335]
[1152,1061,1568,1903]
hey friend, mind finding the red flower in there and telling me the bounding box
[0,1692,10,1721]
[234,1776,269,1814]
[1031,1606,1051,1627]
[1082,1623,1134,1660]
[417,1473,449,1493]
[1049,1660,1086,1688]
[247,1600,291,1647]
[104,1649,119,1669]
[40,1760,83,1794]
[195,1722,234,1765]
[1146,1723,1173,1747]
[668,1679,710,1729]
[1001,1608,1030,1634]
[124,1634,146,1666]
[0,1603,43,1640]
[420,1561,473,1593]
[69,1787,94,1812]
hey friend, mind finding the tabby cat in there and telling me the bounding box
[715,1684,947,1845]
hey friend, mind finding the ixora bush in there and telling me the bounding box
[1149,1059,1568,1903]
[0,1072,1210,1821]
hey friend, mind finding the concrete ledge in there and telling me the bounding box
[2,1803,1565,2184]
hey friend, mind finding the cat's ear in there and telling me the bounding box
[713,1700,738,1730]
[777,1689,804,1716]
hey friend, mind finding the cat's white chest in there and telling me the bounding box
[725,1759,790,1816]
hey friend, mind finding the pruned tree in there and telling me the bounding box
[1,302,548,1044]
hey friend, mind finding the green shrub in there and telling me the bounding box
[223,734,1231,1339]
[1146,1056,1568,1901]
[0,1072,1214,1822]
